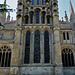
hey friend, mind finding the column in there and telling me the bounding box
[53,11,63,75]
[30,31,34,64]
[40,32,44,64]
[23,32,26,64]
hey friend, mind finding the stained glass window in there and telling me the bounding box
[32,0,34,5]
[42,0,44,5]
[44,30,50,63]
[47,16,50,24]
[24,31,30,64]
[37,0,39,5]
[25,16,28,24]
[36,9,40,24]
[42,12,45,24]
[34,30,40,63]
[30,12,33,24]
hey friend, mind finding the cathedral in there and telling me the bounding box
[0,0,75,75]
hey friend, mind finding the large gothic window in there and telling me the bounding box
[0,46,11,67]
[36,9,40,24]
[24,31,31,64]
[37,0,39,5]
[42,12,45,24]
[62,48,74,67]
[42,0,44,5]
[32,0,34,5]
[34,30,40,63]
[44,30,50,63]
[47,16,50,24]
[25,15,28,24]
[30,12,33,24]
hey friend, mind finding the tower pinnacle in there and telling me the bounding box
[69,0,74,21]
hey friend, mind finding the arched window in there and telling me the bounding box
[42,0,44,5]
[63,32,66,40]
[25,15,28,24]
[0,46,11,67]
[24,31,31,64]
[36,9,40,24]
[32,0,34,5]
[47,16,50,24]
[44,30,50,63]
[34,30,40,63]
[42,12,45,24]
[67,32,69,40]
[30,12,33,24]
[37,0,39,5]
[62,48,74,67]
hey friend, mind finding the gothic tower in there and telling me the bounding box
[13,0,63,74]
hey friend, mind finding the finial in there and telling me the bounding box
[64,11,68,22]
[11,17,13,21]
[62,17,64,22]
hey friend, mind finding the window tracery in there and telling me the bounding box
[62,48,74,67]
[44,30,50,63]
[34,30,40,63]
[0,46,11,67]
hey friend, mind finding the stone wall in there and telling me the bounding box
[0,68,10,75]
[19,67,53,75]
[63,67,75,75]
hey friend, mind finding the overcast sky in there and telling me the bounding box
[0,0,75,21]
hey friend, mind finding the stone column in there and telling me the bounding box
[30,31,34,64]
[53,12,63,75]
[49,33,52,64]
[21,32,26,64]
[40,31,44,64]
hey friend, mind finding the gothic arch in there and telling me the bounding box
[33,27,41,33]
[34,8,41,11]
[24,27,32,33]
[0,44,12,50]
[62,46,74,53]
[43,28,50,34]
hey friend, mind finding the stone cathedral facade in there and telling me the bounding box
[0,0,75,75]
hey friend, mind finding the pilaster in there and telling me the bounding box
[40,31,44,64]
[30,31,34,64]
